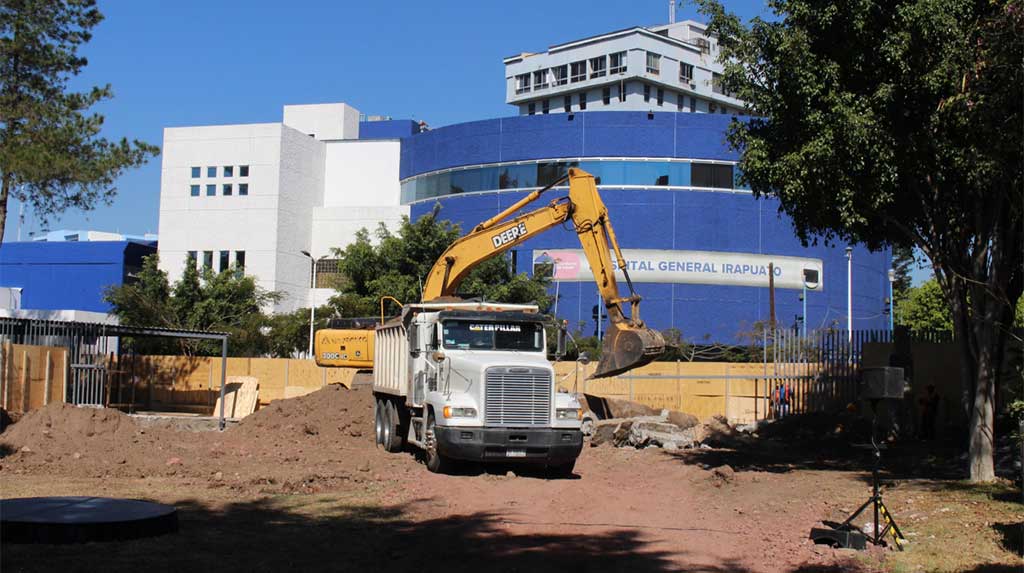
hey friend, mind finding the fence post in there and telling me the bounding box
[20,351,29,413]
[724,365,731,423]
[44,350,52,406]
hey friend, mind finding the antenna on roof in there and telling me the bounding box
[669,0,676,24]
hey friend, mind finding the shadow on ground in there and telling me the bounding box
[0,496,734,573]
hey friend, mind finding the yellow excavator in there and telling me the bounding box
[315,167,664,378]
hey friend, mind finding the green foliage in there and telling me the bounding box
[0,0,159,242]
[698,0,1023,481]
[329,215,552,313]
[897,279,954,332]
[105,255,280,356]
[891,245,916,300]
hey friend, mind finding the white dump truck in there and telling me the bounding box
[372,301,585,475]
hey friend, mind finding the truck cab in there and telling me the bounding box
[373,302,583,475]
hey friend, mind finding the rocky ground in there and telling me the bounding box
[1,385,1020,572]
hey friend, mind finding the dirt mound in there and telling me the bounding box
[234,384,374,442]
[1,402,140,456]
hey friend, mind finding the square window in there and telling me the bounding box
[677,95,684,112]
[190,185,200,197]
[219,251,230,272]
[239,183,249,196]
[235,251,246,271]
[203,251,213,269]
[533,69,548,89]
[542,99,550,114]
[589,56,606,79]
[515,73,531,94]
[657,88,664,106]
[191,166,200,178]
[224,166,233,177]
[610,51,627,74]
[646,52,661,74]
[239,165,249,177]
[563,95,571,113]
[578,92,586,110]
[223,183,232,196]
[680,63,694,83]
[552,65,568,86]
[602,87,611,105]
[690,96,697,112]
[187,251,197,267]
[643,84,651,103]
[527,103,535,115]
[207,166,216,178]
[570,61,586,82]
[206,184,216,196]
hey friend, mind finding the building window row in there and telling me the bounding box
[400,158,742,203]
[190,183,250,197]
[186,250,246,273]
[525,83,744,115]
[517,51,628,95]
[190,165,250,179]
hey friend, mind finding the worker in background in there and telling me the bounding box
[774,383,791,419]
[919,385,940,440]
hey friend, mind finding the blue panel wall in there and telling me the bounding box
[400,112,740,179]
[359,119,420,140]
[401,112,891,343]
[0,241,156,312]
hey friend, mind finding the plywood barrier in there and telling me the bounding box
[553,359,823,424]
[1,343,67,414]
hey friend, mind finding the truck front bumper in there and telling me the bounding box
[434,426,583,465]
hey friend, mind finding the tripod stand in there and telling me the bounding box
[838,401,906,550]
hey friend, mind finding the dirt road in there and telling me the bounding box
[1,386,1019,572]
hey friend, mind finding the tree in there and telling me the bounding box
[698,0,1023,481]
[329,215,552,314]
[0,0,158,242]
[897,279,954,332]
[105,255,280,356]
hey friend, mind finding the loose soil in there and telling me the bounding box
[1,386,1020,573]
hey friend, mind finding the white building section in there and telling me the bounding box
[504,20,744,116]
[157,103,408,313]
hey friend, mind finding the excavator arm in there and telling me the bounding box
[422,168,665,379]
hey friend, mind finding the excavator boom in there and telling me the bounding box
[421,168,665,378]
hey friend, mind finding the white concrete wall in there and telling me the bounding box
[157,102,405,316]
[283,103,360,141]
[323,140,402,208]
[272,126,327,312]
[157,123,284,300]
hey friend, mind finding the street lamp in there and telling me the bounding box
[845,246,853,343]
[801,268,820,338]
[301,250,326,357]
[887,268,896,333]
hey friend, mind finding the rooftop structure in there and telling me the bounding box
[504,20,744,116]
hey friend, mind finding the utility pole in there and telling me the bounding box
[846,247,853,343]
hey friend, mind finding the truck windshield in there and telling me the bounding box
[442,320,544,351]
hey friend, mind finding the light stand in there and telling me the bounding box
[810,367,908,551]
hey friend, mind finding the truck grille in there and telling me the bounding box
[484,367,552,426]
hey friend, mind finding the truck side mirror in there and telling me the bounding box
[578,351,590,366]
[556,323,567,358]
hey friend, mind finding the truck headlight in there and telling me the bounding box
[556,408,581,420]
[443,406,477,419]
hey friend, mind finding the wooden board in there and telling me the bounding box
[214,376,259,419]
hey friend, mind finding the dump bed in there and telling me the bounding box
[372,322,408,397]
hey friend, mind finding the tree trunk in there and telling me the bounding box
[967,320,997,482]
[0,173,10,244]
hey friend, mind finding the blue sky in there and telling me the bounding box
[5,0,775,240]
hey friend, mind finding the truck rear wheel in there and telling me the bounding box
[382,400,403,453]
[424,413,453,474]
[374,399,384,446]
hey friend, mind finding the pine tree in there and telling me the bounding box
[0,0,158,242]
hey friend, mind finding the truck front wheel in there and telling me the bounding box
[424,413,453,474]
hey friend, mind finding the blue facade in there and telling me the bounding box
[401,112,891,343]
[0,241,156,312]
[359,119,421,140]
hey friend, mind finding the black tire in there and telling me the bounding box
[425,413,453,474]
[544,460,577,479]
[373,399,384,447]
[383,400,403,453]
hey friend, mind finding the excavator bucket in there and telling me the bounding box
[591,323,666,379]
